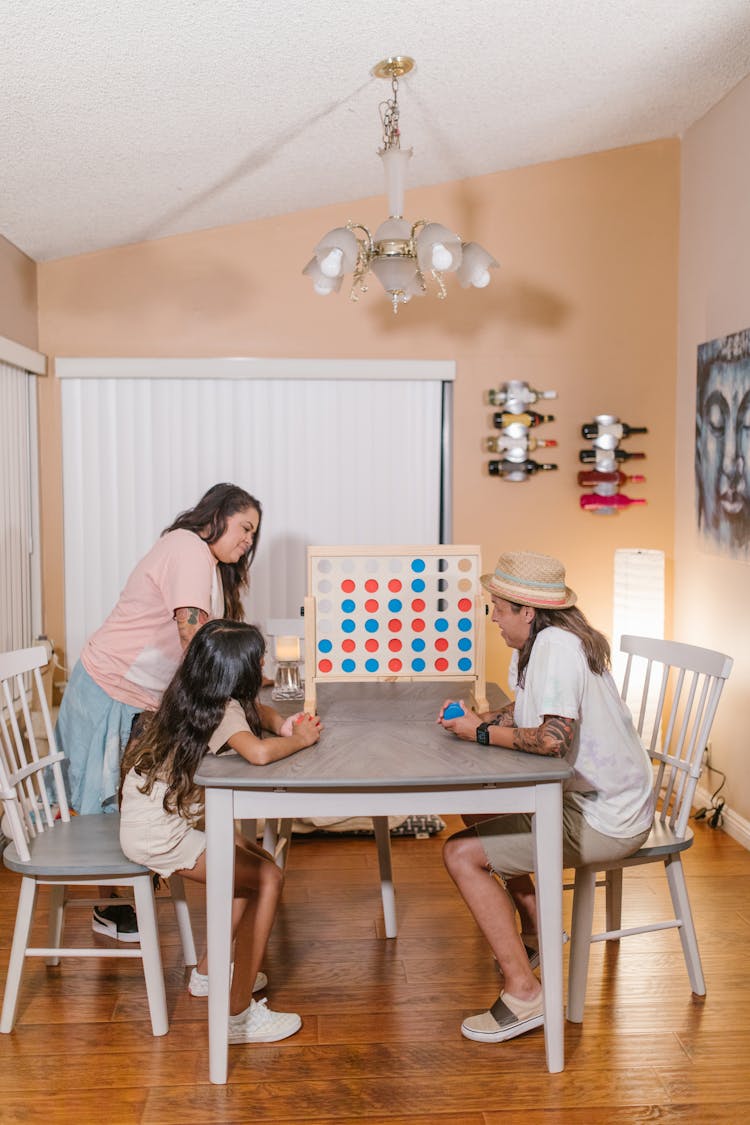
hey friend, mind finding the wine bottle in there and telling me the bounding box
[581,420,648,440]
[487,383,558,407]
[577,469,646,487]
[493,410,555,429]
[489,459,558,477]
[485,435,558,454]
[580,493,647,511]
[579,449,646,463]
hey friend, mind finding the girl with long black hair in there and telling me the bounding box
[120,618,321,1043]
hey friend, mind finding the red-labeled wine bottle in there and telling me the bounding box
[493,410,555,429]
[489,458,558,477]
[577,469,646,487]
[579,449,646,463]
[580,493,647,511]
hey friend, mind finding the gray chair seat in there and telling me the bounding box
[3,813,151,877]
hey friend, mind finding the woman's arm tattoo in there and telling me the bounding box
[174,606,209,648]
[511,714,575,757]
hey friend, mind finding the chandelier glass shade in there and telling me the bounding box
[303,57,498,313]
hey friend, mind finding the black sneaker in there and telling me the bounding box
[92,903,141,943]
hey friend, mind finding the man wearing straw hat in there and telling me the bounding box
[440,551,654,1045]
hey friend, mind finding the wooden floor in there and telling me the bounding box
[1,815,750,1124]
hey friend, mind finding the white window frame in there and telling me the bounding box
[0,334,46,654]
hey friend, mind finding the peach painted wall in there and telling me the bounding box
[37,140,679,688]
[675,75,750,828]
[0,234,38,349]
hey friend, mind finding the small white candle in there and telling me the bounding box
[275,635,300,662]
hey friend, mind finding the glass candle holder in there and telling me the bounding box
[272,636,304,701]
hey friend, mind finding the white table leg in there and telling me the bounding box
[533,782,565,1073]
[206,788,235,1084]
[372,816,397,938]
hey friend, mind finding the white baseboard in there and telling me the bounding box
[694,781,750,851]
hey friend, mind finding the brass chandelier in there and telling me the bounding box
[303,57,498,314]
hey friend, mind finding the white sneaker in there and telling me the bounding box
[228,998,301,1044]
[188,966,268,996]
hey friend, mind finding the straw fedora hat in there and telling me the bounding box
[480,551,577,609]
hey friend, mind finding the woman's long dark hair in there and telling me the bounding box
[165,483,262,621]
[122,620,266,817]
[513,604,611,687]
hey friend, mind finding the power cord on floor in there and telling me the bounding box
[693,762,727,829]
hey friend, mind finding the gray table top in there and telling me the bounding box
[195,680,573,791]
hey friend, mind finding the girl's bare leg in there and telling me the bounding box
[177,839,284,1016]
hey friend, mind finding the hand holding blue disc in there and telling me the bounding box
[443,702,465,720]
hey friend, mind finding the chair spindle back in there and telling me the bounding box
[619,635,733,839]
[0,646,70,863]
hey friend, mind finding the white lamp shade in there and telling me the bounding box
[373,216,412,242]
[612,548,665,738]
[455,241,499,288]
[415,223,462,273]
[370,253,419,295]
[313,227,359,275]
[379,147,412,217]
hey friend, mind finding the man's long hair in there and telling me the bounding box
[513,604,611,687]
[122,620,265,817]
[165,483,262,620]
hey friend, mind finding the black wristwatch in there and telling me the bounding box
[475,722,491,746]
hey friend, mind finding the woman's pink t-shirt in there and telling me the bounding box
[81,529,223,709]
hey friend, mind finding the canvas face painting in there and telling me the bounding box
[695,328,750,559]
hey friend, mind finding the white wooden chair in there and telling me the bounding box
[566,634,733,1023]
[0,645,196,1036]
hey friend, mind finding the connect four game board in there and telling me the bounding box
[303,545,487,714]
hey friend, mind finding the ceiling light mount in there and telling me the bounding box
[303,57,498,314]
[371,56,414,81]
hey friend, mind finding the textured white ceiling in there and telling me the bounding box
[3,0,750,262]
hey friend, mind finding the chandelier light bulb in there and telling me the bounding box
[431,242,454,271]
[456,241,499,289]
[302,57,497,313]
[320,248,345,278]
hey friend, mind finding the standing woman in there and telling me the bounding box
[440,552,655,1046]
[55,482,262,939]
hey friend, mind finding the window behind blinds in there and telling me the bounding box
[59,363,451,667]
[0,360,40,653]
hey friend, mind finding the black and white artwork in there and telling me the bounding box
[695,328,750,559]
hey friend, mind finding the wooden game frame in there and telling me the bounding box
[304,545,487,714]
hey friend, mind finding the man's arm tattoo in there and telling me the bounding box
[489,702,516,727]
[511,714,575,757]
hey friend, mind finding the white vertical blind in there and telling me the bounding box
[0,361,39,653]
[61,372,447,666]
